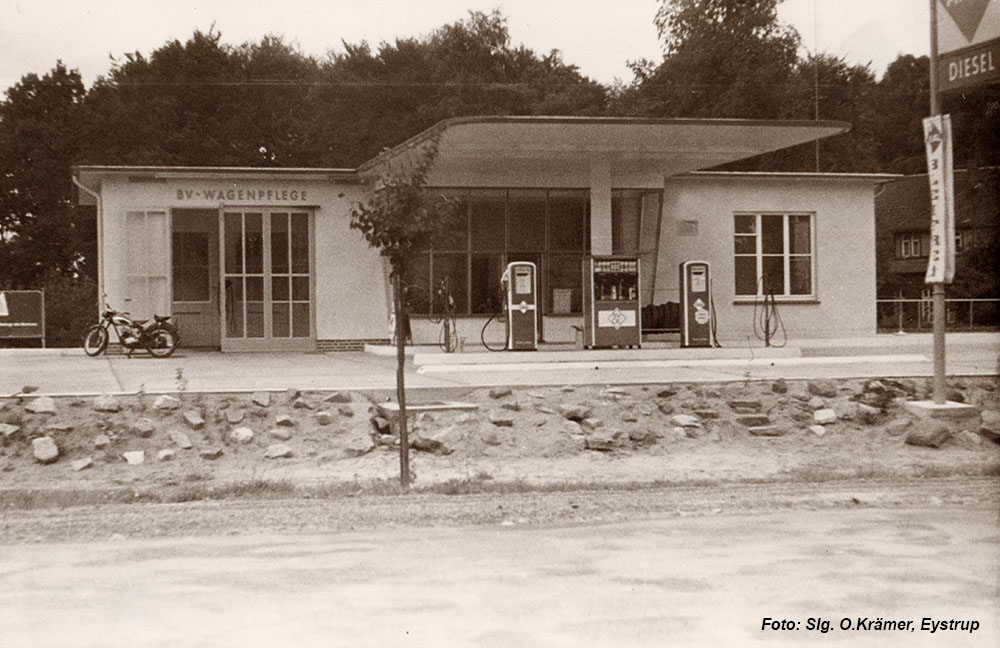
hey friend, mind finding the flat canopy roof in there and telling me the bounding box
[358,115,851,179]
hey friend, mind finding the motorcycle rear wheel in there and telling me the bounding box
[83,325,109,357]
[145,325,177,358]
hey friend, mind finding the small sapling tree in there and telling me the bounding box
[350,134,459,487]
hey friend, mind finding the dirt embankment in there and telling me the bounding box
[1,377,998,496]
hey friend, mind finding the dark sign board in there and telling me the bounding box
[0,291,45,342]
[936,0,1000,92]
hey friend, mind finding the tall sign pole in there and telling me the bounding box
[927,0,947,405]
[926,0,1000,404]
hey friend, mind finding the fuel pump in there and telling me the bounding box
[679,260,713,347]
[501,261,538,351]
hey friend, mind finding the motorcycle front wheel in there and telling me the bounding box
[83,325,109,357]
[145,325,177,358]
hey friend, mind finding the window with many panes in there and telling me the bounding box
[408,189,590,315]
[895,232,926,258]
[734,213,814,298]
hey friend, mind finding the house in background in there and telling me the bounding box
[875,167,1000,330]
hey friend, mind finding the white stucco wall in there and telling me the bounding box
[655,175,879,341]
[97,174,390,345]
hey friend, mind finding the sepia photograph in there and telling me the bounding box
[1,1,998,645]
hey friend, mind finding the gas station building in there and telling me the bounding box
[73,116,895,352]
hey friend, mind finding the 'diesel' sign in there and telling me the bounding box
[936,0,1000,92]
[0,291,45,344]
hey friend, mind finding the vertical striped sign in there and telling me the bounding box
[923,114,956,284]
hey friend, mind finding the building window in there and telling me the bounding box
[954,229,968,252]
[896,232,925,258]
[734,213,814,297]
[409,188,590,315]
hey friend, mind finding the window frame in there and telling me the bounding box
[733,212,816,301]
[896,232,923,259]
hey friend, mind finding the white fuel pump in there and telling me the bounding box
[501,261,538,351]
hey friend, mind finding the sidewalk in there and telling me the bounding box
[1,332,996,397]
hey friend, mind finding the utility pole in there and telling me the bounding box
[928,0,946,405]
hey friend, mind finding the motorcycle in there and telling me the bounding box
[83,305,179,358]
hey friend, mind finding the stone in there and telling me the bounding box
[132,418,155,438]
[771,379,788,394]
[157,449,176,462]
[122,450,145,465]
[324,391,351,403]
[807,396,826,411]
[153,395,180,411]
[809,425,827,437]
[884,418,911,437]
[558,404,592,421]
[481,429,502,446]
[905,421,951,448]
[736,414,771,428]
[814,409,837,425]
[19,385,38,394]
[791,392,811,403]
[656,388,677,398]
[71,457,94,471]
[584,428,625,451]
[534,405,557,415]
[343,429,376,457]
[489,387,513,399]
[727,400,762,413]
[293,397,315,410]
[286,388,301,402]
[946,389,965,403]
[251,392,271,407]
[168,430,193,449]
[951,430,982,448]
[0,423,19,439]
[338,405,354,418]
[748,425,786,437]
[980,409,1000,431]
[32,436,59,463]
[270,428,292,441]
[92,394,120,413]
[603,387,628,396]
[316,411,334,426]
[857,403,881,425]
[671,414,701,428]
[501,401,521,412]
[26,396,57,415]
[489,412,514,427]
[183,411,205,430]
[628,428,657,445]
[371,416,391,434]
[657,402,674,415]
[199,448,224,460]
[229,427,254,444]
[44,422,73,433]
[564,421,584,436]
[581,417,604,432]
[94,434,111,449]
[275,415,296,427]
[807,379,838,398]
[264,443,293,459]
[621,412,639,423]
[978,427,1000,444]
[225,410,245,425]
[693,410,718,420]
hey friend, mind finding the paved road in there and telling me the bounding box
[1,507,995,648]
[1,333,997,396]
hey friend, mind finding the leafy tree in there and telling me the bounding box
[617,0,800,119]
[349,136,461,487]
[0,63,94,290]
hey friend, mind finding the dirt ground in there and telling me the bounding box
[1,376,997,495]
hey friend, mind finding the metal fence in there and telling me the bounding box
[876,298,1000,332]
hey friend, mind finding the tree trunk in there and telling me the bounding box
[393,272,410,488]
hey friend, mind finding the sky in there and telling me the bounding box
[1,0,931,92]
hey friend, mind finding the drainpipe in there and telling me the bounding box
[72,174,103,319]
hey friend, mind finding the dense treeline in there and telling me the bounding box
[1,4,997,344]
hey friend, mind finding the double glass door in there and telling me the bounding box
[221,209,313,351]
